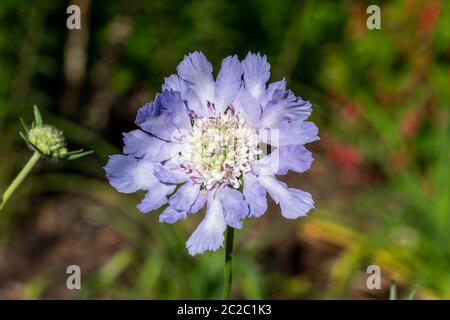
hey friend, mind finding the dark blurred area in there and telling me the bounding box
[0,0,448,299]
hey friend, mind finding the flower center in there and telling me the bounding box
[180,108,261,190]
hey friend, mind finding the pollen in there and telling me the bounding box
[180,109,261,190]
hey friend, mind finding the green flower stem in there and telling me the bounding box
[0,151,40,211]
[223,226,235,300]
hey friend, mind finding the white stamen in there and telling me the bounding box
[179,109,261,190]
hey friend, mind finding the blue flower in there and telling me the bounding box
[105,52,319,255]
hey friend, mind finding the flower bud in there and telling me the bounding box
[27,125,68,158]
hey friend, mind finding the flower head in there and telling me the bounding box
[105,52,319,255]
[179,108,261,190]
[22,106,94,160]
[27,125,68,158]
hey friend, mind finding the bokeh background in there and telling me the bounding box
[0,0,448,299]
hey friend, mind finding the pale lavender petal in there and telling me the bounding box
[243,173,267,218]
[138,114,177,141]
[189,190,208,214]
[259,175,314,219]
[259,120,319,147]
[232,87,262,129]
[216,187,249,229]
[177,51,215,109]
[153,161,189,185]
[257,145,313,175]
[186,197,226,256]
[159,89,192,130]
[159,206,187,224]
[137,184,176,213]
[260,89,312,128]
[163,74,205,117]
[138,90,191,141]
[214,55,243,113]
[258,79,286,109]
[104,155,158,193]
[242,52,270,99]
[135,94,163,126]
[169,182,200,212]
[123,129,181,162]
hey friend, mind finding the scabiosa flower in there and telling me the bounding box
[105,52,319,256]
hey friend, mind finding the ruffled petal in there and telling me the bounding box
[139,113,177,141]
[168,182,200,212]
[216,187,249,229]
[260,89,312,128]
[186,196,226,255]
[135,94,163,126]
[189,190,208,214]
[153,161,189,185]
[258,79,286,109]
[243,173,267,217]
[138,90,191,141]
[137,184,176,213]
[259,120,319,147]
[214,55,243,113]
[163,74,205,117]
[104,155,157,193]
[232,87,262,129]
[259,175,314,219]
[159,206,187,224]
[257,145,313,175]
[159,89,192,130]
[123,129,181,162]
[177,51,215,109]
[242,52,270,99]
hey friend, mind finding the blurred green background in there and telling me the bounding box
[0,0,448,299]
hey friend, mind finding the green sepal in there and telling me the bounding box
[65,150,95,160]
[33,105,43,127]
[20,118,29,134]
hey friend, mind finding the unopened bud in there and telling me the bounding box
[27,125,68,158]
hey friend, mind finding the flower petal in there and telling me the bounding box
[260,89,312,128]
[159,206,187,224]
[243,173,267,217]
[163,74,205,117]
[216,187,249,229]
[137,184,176,213]
[135,94,163,126]
[259,175,314,219]
[214,55,243,113]
[159,89,192,130]
[232,87,262,129]
[123,129,181,162]
[153,162,189,185]
[138,90,191,141]
[138,113,177,141]
[189,190,208,214]
[242,52,270,99]
[258,79,286,109]
[169,182,200,212]
[257,145,313,175]
[186,196,226,255]
[177,51,215,109]
[104,155,157,193]
[259,120,319,147]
